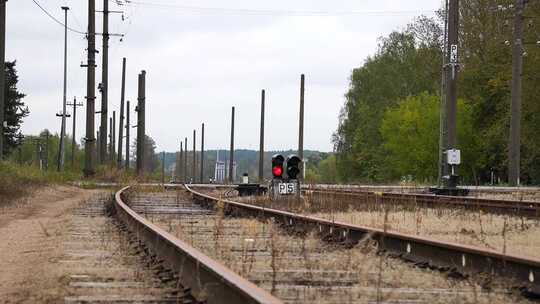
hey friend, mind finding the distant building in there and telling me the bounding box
[214,150,236,183]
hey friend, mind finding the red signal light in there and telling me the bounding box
[272,166,283,177]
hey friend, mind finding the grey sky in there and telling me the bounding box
[7,0,440,153]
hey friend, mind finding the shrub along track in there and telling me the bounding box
[121,186,538,304]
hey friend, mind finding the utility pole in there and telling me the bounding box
[117,58,126,168]
[109,116,113,163]
[177,140,184,181]
[200,123,204,184]
[57,6,69,172]
[0,0,6,159]
[136,71,146,176]
[259,89,265,183]
[184,137,188,183]
[67,97,83,168]
[229,106,235,184]
[509,0,524,186]
[161,151,165,185]
[298,74,305,180]
[44,131,49,170]
[99,0,109,164]
[112,110,116,164]
[437,0,449,187]
[84,0,97,177]
[125,100,130,169]
[438,0,460,190]
[192,129,196,183]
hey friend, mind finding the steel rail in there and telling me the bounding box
[303,188,540,218]
[113,186,283,304]
[185,185,540,297]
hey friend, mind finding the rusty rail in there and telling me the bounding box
[303,188,540,218]
[113,186,282,304]
[185,185,540,297]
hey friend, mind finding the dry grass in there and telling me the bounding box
[224,190,540,260]
[131,190,534,304]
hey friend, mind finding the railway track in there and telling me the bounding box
[301,187,540,218]
[125,189,529,303]
[62,184,537,303]
[183,185,540,299]
[62,195,193,303]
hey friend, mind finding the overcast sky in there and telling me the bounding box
[7,0,441,152]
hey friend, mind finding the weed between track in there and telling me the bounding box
[127,189,535,304]
[228,190,540,260]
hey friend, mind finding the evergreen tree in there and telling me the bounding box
[3,61,28,156]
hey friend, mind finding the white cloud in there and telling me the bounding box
[7,0,440,153]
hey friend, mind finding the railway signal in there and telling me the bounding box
[286,155,301,179]
[270,154,302,198]
[271,154,284,179]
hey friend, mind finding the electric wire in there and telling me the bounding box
[31,0,86,35]
[115,0,436,17]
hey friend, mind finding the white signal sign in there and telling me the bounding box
[447,149,461,165]
[278,182,296,195]
[450,44,458,63]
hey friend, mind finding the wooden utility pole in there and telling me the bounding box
[200,123,204,184]
[136,71,146,175]
[84,0,97,177]
[229,106,235,183]
[298,74,305,179]
[67,97,83,168]
[117,58,126,168]
[509,0,524,186]
[259,89,265,183]
[0,0,6,159]
[125,100,130,169]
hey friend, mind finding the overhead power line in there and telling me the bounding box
[31,0,86,35]
[118,0,436,17]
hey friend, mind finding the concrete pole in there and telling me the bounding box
[112,110,116,164]
[136,71,146,175]
[84,0,97,177]
[298,74,305,179]
[179,141,183,182]
[117,57,126,168]
[509,0,524,186]
[57,6,69,172]
[192,129,196,183]
[259,89,265,183]
[184,137,188,183]
[443,0,459,186]
[125,100,130,169]
[0,0,6,159]
[200,123,204,184]
[99,0,109,164]
[109,116,113,163]
[229,106,235,184]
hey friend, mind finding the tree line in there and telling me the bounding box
[333,1,540,185]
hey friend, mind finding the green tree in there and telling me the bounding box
[334,18,443,182]
[3,61,28,155]
[380,93,480,183]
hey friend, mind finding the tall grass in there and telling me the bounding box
[0,160,81,204]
